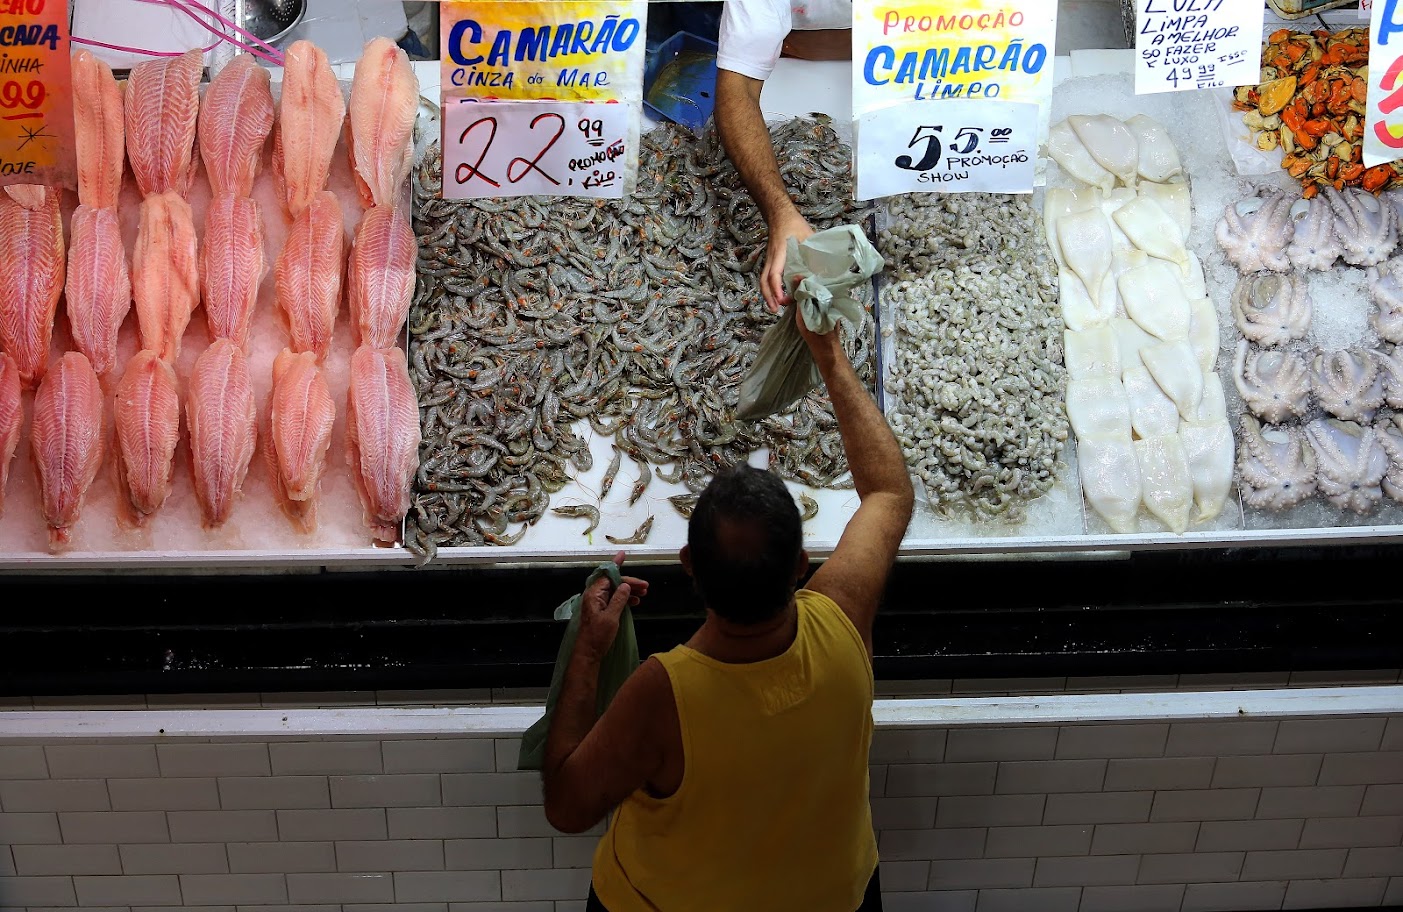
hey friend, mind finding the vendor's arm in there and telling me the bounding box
[542,557,673,834]
[797,320,914,657]
[716,0,810,312]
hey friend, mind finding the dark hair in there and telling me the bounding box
[687,464,803,624]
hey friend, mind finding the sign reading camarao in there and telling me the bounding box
[851,0,1057,198]
[438,2,647,200]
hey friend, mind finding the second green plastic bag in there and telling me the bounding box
[736,224,884,420]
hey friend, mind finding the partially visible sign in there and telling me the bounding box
[439,1,646,102]
[855,99,1037,199]
[0,0,74,190]
[443,98,632,199]
[1133,0,1263,94]
[1365,0,1403,167]
[850,0,1058,195]
[1363,0,1373,17]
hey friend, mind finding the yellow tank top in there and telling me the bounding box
[591,589,877,912]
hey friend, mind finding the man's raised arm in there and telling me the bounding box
[799,319,914,656]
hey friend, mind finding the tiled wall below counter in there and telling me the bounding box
[0,714,1401,912]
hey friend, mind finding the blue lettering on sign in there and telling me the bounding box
[862,41,1046,85]
[0,23,60,50]
[1381,0,1403,46]
[445,17,641,66]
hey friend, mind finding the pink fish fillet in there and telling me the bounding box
[72,48,125,208]
[202,194,265,348]
[199,54,274,198]
[348,36,419,209]
[348,205,415,349]
[114,350,180,526]
[187,338,257,529]
[125,48,202,198]
[269,349,334,532]
[0,353,21,516]
[273,40,345,219]
[5,184,48,210]
[31,352,105,551]
[133,191,200,363]
[275,190,344,358]
[347,346,419,545]
[66,205,133,379]
[0,188,64,389]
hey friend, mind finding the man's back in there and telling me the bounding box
[590,590,878,912]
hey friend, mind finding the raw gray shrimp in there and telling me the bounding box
[551,503,601,535]
[606,515,655,545]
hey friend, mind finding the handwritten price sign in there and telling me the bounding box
[855,99,1037,199]
[1134,0,1262,95]
[443,98,632,199]
[0,0,74,189]
[1364,0,1403,167]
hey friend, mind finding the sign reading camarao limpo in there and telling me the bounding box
[851,0,1058,198]
[0,0,74,191]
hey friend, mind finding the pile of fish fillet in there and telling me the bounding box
[0,40,422,552]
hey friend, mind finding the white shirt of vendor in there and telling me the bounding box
[717,0,852,80]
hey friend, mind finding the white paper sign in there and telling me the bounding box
[1363,0,1373,17]
[442,98,634,199]
[1134,0,1264,94]
[855,99,1038,199]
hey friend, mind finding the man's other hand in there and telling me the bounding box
[763,210,814,313]
[577,551,649,661]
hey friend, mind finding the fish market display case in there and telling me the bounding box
[4,22,1403,695]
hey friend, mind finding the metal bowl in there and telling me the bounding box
[241,0,307,48]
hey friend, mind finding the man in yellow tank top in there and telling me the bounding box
[541,314,914,911]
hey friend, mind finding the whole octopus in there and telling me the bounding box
[1220,189,1403,513]
[406,117,875,559]
[880,193,1069,522]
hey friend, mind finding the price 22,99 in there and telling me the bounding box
[894,124,1013,172]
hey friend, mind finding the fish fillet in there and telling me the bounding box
[114,349,180,525]
[276,190,344,358]
[0,189,64,388]
[201,194,265,348]
[347,346,419,544]
[133,191,200,363]
[273,40,345,218]
[5,184,47,210]
[72,48,125,208]
[269,349,335,532]
[66,205,133,379]
[187,338,257,529]
[0,353,20,517]
[348,36,418,209]
[348,206,415,348]
[125,48,202,198]
[31,352,105,551]
[199,54,275,198]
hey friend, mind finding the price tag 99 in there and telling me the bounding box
[442,98,634,200]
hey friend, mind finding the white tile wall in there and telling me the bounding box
[0,706,1399,911]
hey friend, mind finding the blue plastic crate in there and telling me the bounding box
[643,31,718,130]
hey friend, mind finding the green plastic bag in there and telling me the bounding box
[736,224,885,421]
[517,562,640,771]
